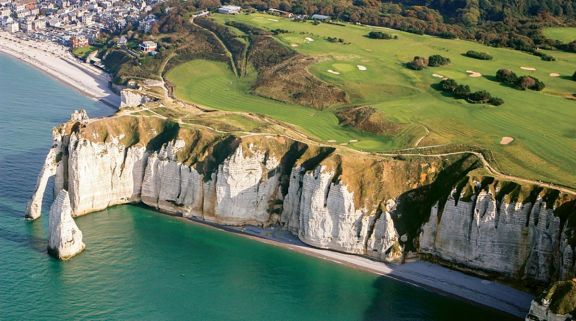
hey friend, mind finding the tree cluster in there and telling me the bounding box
[495,69,546,91]
[428,55,451,67]
[407,55,451,70]
[464,50,493,60]
[437,79,504,106]
[367,31,396,40]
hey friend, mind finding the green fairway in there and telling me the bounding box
[167,13,576,187]
[165,60,424,150]
[543,27,576,43]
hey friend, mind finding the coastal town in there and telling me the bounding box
[0,0,162,53]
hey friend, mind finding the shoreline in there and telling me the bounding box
[2,32,531,319]
[163,211,532,319]
[0,32,120,108]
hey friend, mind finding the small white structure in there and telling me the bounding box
[139,40,157,53]
[218,5,241,14]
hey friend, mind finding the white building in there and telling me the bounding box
[218,5,241,14]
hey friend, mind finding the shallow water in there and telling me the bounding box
[0,53,520,320]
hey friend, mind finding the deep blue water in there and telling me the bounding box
[0,53,520,320]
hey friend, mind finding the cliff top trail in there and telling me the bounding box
[118,85,576,197]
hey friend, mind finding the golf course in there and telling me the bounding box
[165,13,576,188]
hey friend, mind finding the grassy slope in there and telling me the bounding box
[543,27,576,43]
[167,13,576,187]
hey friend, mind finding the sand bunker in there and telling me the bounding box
[268,19,279,22]
[521,66,536,71]
[466,70,482,78]
[432,73,445,78]
[327,70,340,75]
[550,73,560,77]
[357,65,367,71]
[349,139,358,143]
[290,44,298,47]
[305,37,314,42]
[327,139,337,143]
[500,137,514,145]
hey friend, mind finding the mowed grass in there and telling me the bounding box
[169,13,576,187]
[543,27,576,43]
[165,60,423,150]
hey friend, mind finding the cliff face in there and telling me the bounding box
[28,111,576,288]
[420,181,574,283]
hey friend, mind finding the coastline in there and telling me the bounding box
[170,213,533,319]
[0,32,120,108]
[1,33,531,319]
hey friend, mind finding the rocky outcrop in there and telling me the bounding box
[48,190,85,260]
[120,89,154,108]
[29,111,576,286]
[526,280,576,321]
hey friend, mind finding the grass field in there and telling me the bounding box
[167,13,576,187]
[543,27,576,43]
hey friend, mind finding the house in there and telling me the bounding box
[6,21,19,32]
[218,5,241,15]
[117,35,127,47]
[139,40,156,53]
[32,18,46,30]
[70,35,89,48]
[311,14,331,21]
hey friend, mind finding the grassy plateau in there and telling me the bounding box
[543,27,576,43]
[165,13,576,188]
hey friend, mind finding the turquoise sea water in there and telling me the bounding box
[0,53,520,320]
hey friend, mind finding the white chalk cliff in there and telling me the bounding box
[48,190,85,260]
[28,111,576,318]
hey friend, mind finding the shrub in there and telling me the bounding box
[572,71,576,81]
[408,56,428,70]
[434,78,503,105]
[488,97,504,106]
[496,69,518,86]
[517,76,545,91]
[368,31,394,39]
[453,84,471,99]
[428,54,451,67]
[467,90,492,103]
[464,50,493,60]
[439,79,457,92]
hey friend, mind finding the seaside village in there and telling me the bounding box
[0,1,326,64]
[0,0,165,64]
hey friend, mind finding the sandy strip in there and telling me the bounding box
[173,215,533,318]
[0,32,120,108]
[466,70,482,77]
[500,136,514,145]
[521,66,536,71]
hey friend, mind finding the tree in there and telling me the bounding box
[428,54,451,67]
[572,71,576,81]
[367,31,393,39]
[517,76,536,90]
[467,90,492,103]
[488,97,504,106]
[453,84,471,99]
[496,69,518,85]
[439,78,457,92]
[464,50,493,60]
[408,56,428,70]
